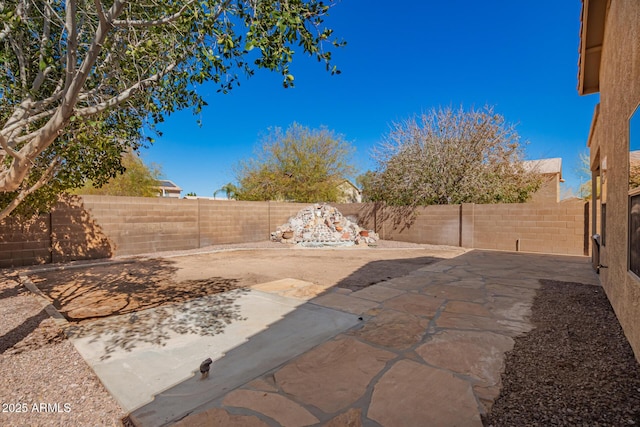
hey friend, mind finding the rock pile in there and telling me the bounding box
[271,204,379,246]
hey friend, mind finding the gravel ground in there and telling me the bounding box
[0,273,124,427]
[484,279,640,427]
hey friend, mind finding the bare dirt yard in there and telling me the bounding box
[1,241,463,426]
[27,242,464,323]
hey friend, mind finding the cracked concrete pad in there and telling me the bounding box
[325,408,362,427]
[274,337,395,413]
[172,408,268,427]
[223,390,318,427]
[383,293,444,318]
[420,284,486,302]
[416,330,514,387]
[368,360,482,427]
[351,284,404,302]
[311,292,380,315]
[348,309,429,350]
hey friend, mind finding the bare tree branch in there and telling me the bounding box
[75,62,177,117]
[64,0,79,91]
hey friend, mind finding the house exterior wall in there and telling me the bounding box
[586,0,640,360]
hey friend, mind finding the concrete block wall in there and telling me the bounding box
[199,200,270,246]
[380,204,462,246]
[473,201,589,255]
[1,196,590,267]
[50,196,112,263]
[0,215,51,268]
[81,196,199,256]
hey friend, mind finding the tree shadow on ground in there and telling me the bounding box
[0,309,49,354]
[29,259,248,359]
[334,255,445,292]
[65,290,247,360]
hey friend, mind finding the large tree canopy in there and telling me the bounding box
[0,0,344,219]
[235,122,355,202]
[72,150,161,197]
[368,106,542,206]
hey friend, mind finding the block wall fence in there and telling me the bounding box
[0,195,590,268]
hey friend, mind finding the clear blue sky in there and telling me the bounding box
[142,0,599,198]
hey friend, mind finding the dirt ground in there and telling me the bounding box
[483,280,640,426]
[27,245,464,323]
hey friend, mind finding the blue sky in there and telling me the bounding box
[142,0,599,198]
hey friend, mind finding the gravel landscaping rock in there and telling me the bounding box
[0,273,124,427]
[483,279,640,427]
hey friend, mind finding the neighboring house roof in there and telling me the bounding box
[157,180,182,192]
[522,158,563,180]
[337,179,361,192]
[578,0,607,95]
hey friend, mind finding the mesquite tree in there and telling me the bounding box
[369,106,542,206]
[0,0,344,218]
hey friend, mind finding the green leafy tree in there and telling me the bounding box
[356,170,383,202]
[185,192,197,197]
[371,106,543,206]
[0,0,345,219]
[72,151,161,197]
[236,123,355,202]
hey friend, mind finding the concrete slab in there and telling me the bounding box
[68,289,307,412]
[128,301,360,426]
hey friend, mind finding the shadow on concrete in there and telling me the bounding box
[29,258,247,359]
[335,255,444,292]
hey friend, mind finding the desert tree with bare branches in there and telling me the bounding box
[367,106,542,206]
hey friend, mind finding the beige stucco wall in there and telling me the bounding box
[587,0,640,361]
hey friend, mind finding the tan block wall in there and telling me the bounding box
[50,196,112,263]
[380,204,461,246]
[0,195,113,268]
[473,201,589,255]
[81,196,199,256]
[0,197,589,268]
[0,215,51,268]
[587,0,640,360]
[199,200,269,246]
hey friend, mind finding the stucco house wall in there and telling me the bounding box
[581,0,640,360]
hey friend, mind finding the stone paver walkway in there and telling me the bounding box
[131,250,599,427]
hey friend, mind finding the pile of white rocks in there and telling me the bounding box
[271,204,379,246]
